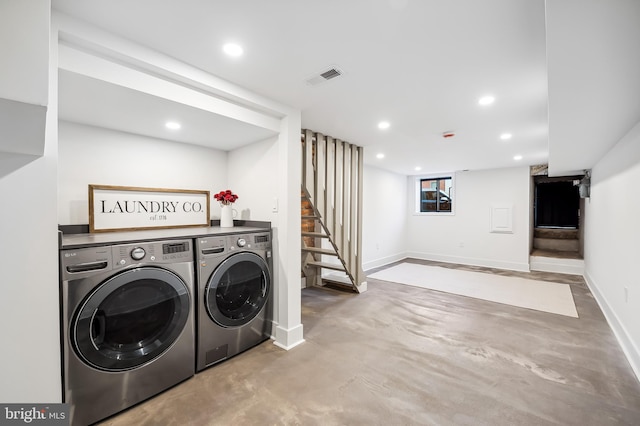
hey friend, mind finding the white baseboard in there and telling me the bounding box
[584,271,640,383]
[406,251,530,273]
[363,252,408,272]
[530,255,584,275]
[273,323,305,351]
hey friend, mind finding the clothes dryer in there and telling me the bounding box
[196,231,272,371]
[60,239,195,426]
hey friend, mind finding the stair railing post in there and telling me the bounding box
[334,140,344,256]
[342,141,351,273]
[304,129,315,202]
[355,146,365,289]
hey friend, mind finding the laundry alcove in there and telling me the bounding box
[55,12,305,364]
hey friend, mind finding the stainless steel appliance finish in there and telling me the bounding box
[60,239,195,426]
[196,231,272,372]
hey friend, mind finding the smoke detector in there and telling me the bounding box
[306,66,344,87]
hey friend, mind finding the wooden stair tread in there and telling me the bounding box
[302,247,338,255]
[534,228,579,239]
[306,261,346,271]
[301,215,320,220]
[322,274,354,286]
[323,280,356,293]
[302,232,330,238]
[530,248,583,260]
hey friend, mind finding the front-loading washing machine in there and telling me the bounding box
[196,230,272,372]
[60,239,195,425]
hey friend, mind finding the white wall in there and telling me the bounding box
[0,0,60,403]
[362,165,408,270]
[227,136,279,222]
[406,167,531,271]
[584,120,640,379]
[228,136,281,335]
[58,121,228,225]
[0,152,60,404]
[0,0,49,162]
[546,0,640,175]
[0,0,49,106]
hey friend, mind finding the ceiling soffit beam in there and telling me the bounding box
[58,43,281,133]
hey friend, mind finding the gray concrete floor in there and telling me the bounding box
[99,261,640,425]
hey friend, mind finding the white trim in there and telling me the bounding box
[273,324,305,351]
[530,255,584,275]
[363,252,408,272]
[584,271,640,383]
[407,251,530,273]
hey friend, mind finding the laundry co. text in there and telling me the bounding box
[99,200,204,214]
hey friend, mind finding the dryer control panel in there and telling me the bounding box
[241,233,270,250]
[197,232,271,260]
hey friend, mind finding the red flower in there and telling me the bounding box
[214,189,238,205]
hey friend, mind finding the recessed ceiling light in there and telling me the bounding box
[223,43,243,57]
[165,121,181,130]
[478,95,495,106]
[414,166,422,171]
[513,155,523,161]
[376,153,385,159]
[500,133,512,140]
[377,121,390,130]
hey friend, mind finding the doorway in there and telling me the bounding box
[532,175,585,259]
[534,180,579,228]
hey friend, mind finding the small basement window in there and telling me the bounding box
[415,175,454,214]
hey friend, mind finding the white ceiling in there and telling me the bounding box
[58,70,278,150]
[52,0,638,176]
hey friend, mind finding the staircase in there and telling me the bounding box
[301,129,366,293]
[530,227,584,275]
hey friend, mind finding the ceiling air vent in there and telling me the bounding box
[305,66,344,87]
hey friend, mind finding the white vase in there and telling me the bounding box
[220,204,234,228]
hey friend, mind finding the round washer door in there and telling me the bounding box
[72,267,190,371]
[205,252,270,327]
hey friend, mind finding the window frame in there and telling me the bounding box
[414,173,456,216]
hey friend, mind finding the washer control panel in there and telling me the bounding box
[114,240,192,267]
[61,239,193,278]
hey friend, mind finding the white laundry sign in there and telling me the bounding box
[89,184,210,232]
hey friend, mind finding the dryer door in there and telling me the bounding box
[205,252,271,327]
[72,267,190,371]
